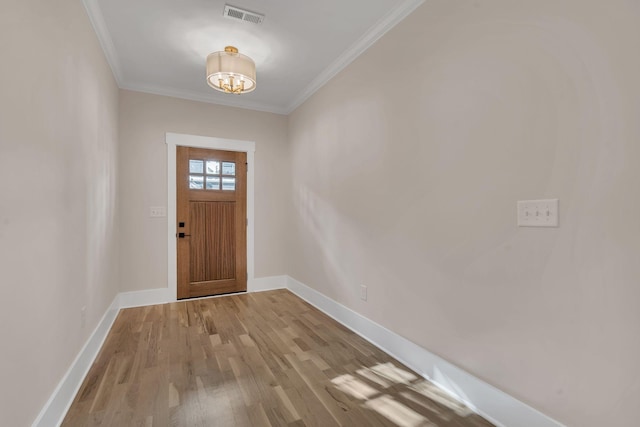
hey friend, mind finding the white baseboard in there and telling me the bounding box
[285,275,565,427]
[32,296,120,427]
[248,275,287,292]
[118,275,286,308]
[118,287,172,308]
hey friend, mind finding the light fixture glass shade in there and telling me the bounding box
[206,46,256,94]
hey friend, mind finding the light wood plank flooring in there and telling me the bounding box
[62,289,493,427]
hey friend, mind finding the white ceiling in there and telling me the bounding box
[83,0,424,114]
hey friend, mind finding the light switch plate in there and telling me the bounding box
[517,199,558,227]
[149,206,166,218]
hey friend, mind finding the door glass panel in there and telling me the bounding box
[222,177,236,191]
[206,161,220,175]
[188,159,235,190]
[222,162,235,176]
[206,176,220,190]
[189,175,204,189]
[189,160,204,174]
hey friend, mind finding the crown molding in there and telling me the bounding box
[284,0,425,114]
[119,82,289,115]
[81,0,123,85]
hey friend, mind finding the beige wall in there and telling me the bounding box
[0,0,120,425]
[287,1,640,426]
[118,90,288,292]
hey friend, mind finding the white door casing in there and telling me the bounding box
[166,132,256,300]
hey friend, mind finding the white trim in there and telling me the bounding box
[285,276,565,427]
[81,0,123,84]
[248,275,287,293]
[119,83,289,115]
[284,0,424,114]
[115,275,286,307]
[165,132,256,302]
[31,296,120,427]
[118,288,172,309]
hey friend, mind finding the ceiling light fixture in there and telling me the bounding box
[206,46,256,94]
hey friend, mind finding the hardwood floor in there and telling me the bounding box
[62,290,494,427]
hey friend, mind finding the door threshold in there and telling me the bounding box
[177,290,248,302]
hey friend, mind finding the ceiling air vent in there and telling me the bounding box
[223,5,265,25]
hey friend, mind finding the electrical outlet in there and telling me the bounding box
[360,285,367,301]
[517,199,559,227]
[149,206,166,218]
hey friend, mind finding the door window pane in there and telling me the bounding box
[206,161,220,175]
[206,176,220,190]
[222,162,235,176]
[189,160,204,174]
[189,175,204,189]
[222,177,236,191]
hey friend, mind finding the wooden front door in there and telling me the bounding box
[176,146,247,299]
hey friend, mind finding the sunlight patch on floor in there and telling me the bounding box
[365,395,435,427]
[356,366,393,388]
[332,374,379,400]
[330,361,481,426]
[331,362,438,426]
[370,362,418,385]
[408,380,473,416]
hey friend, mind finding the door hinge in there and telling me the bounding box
[246,218,248,226]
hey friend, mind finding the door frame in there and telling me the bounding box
[166,132,255,301]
